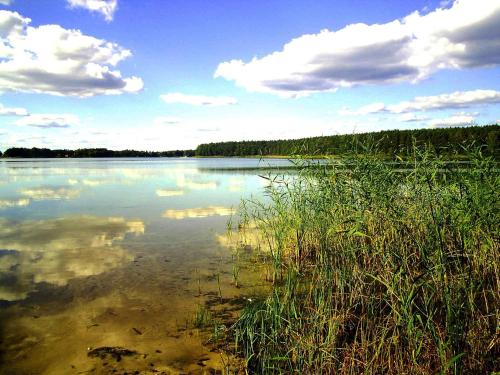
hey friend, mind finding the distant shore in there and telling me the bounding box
[1,124,498,159]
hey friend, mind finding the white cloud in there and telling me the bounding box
[0,8,23,36]
[67,0,117,22]
[152,116,376,150]
[0,103,27,116]
[386,90,500,113]
[215,0,500,96]
[0,0,12,6]
[0,10,143,97]
[1,115,385,151]
[428,114,476,127]
[338,103,386,116]
[153,116,182,126]
[342,89,500,115]
[15,114,79,128]
[398,113,432,123]
[160,93,238,106]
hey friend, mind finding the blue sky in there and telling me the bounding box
[0,0,499,151]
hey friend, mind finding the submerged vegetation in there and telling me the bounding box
[231,145,499,374]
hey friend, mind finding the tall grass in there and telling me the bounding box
[233,146,499,374]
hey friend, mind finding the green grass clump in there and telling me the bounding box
[193,304,214,329]
[234,146,499,374]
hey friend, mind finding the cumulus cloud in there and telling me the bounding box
[215,0,500,96]
[338,103,387,116]
[399,113,432,123]
[428,114,476,127]
[342,89,500,116]
[0,10,143,96]
[160,93,238,106]
[15,114,79,128]
[67,0,117,22]
[0,9,23,36]
[385,90,500,114]
[0,103,28,116]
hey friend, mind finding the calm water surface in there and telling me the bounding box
[0,157,291,374]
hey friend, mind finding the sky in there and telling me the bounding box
[0,0,499,151]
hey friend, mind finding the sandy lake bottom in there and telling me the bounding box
[0,158,286,374]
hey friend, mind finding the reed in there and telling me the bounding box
[193,304,213,329]
[233,146,499,374]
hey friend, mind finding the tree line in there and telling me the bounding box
[0,147,195,158]
[195,125,499,158]
[1,125,498,159]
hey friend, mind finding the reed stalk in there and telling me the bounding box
[233,146,499,374]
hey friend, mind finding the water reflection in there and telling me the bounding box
[216,220,266,252]
[176,174,219,190]
[0,216,144,301]
[19,186,81,200]
[0,158,291,373]
[163,206,234,219]
[0,198,30,209]
[228,177,245,192]
[68,178,105,186]
[156,188,184,197]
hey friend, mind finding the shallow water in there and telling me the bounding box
[0,157,290,374]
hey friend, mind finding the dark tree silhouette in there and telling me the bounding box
[195,125,499,158]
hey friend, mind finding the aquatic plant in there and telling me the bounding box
[233,146,499,374]
[193,304,213,329]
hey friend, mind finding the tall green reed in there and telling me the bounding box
[233,146,499,374]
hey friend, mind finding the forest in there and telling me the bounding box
[0,147,195,158]
[195,124,499,157]
[1,125,498,159]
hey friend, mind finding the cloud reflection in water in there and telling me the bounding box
[19,187,81,200]
[0,198,30,209]
[0,216,144,301]
[156,188,184,197]
[162,206,234,219]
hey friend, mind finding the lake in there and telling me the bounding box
[0,157,292,374]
